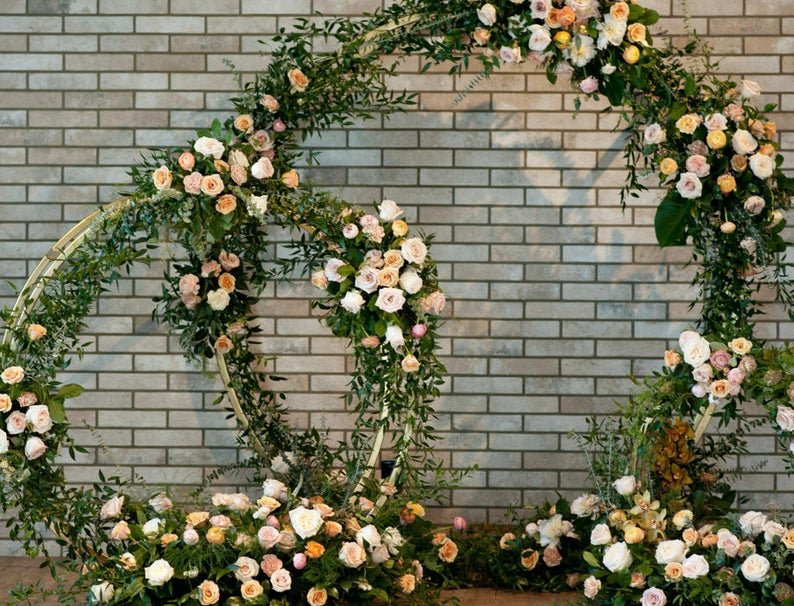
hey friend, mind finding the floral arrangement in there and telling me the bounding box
[82,485,454,606]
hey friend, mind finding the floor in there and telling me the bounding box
[0,558,581,605]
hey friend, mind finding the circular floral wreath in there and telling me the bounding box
[1,0,793,605]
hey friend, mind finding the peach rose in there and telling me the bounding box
[305,540,326,559]
[281,169,299,189]
[0,394,11,413]
[628,23,647,44]
[717,174,736,194]
[438,539,458,563]
[198,580,220,605]
[260,94,280,112]
[186,511,209,527]
[219,251,240,271]
[401,355,420,373]
[764,121,777,139]
[682,527,700,546]
[398,574,416,594]
[234,114,254,133]
[719,593,739,606]
[665,562,683,581]
[325,521,343,537]
[178,151,195,171]
[215,194,237,215]
[307,587,328,606]
[472,27,491,45]
[521,548,539,570]
[230,164,247,185]
[610,1,629,20]
[1,366,24,385]
[260,554,283,577]
[378,267,400,287]
[288,68,309,92]
[214,335,233,354]
[27,323,47,341]
[110,521,130,541]
[240,580,263,600]
[557,6,575,26]
[200,174,224,197]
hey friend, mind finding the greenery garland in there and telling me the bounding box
[1,0,793,605]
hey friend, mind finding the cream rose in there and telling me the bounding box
[289,506,324,540]
[739,79,762,99]
[385,325,405,350]
[375,288,406,314]
[0,429,8,455]
[685,155,710,178]
[602,541,632,572]
[144,559,174,587]
[717,529,740,557]
[672,509,693,530]
[257,525,280,549]
[240,579,263,601]
[477,3,497,26]
[6,411,25,435]
[740,511,767,537]
[676,172,703,200]
[207,289,230,311]
[1,366,24,385]
[529,24,552,51]
[749,152,774,179]
[152,165,172,190]
[741,553,770,582]
[90,582,115,604]
[401,237,428,265]
[681,554,709,578]
[590,523,611,545]
[100,495,125,520]
[340,290,365,314]
[378,199,403,222]
[777,406,794,431]
[571,493,600,518]
[744,195,765,215]
[24,436,46,460]
[194,137,224,159]
[612,475,636,496]
[655,539,687,564]
[25,405,52,434]
[644,123,666,145]
[729,337,752,355]
[355,267,379,293]
[339,541,367,568]
[324,258,346,283]
[640,588,666,606]
[399,269,423,294]
[732,129,758,155]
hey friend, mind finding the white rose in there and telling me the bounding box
[263,478,286,500]
[640,588,667,606]
[655,539,687,564]
[324,258,346,283]
[676,172,703,200]
[375,288,406,314]
[382,527,404,555]
[704,113,728,131]
[142,518,162,538]
[0,429,8,455]
[682,335,711,368]
[739,511,767,537]
[739,79,762,99]
[741,553,770,582]
[24,436,46,460]
[257,525,280,549]
[340,290,365,314]
[732,129,758,155]
[355,266,379,294]
[499,46,521,64]
[148,494,173,513]
[247,194,268,219]
[251,157,275,180]
[401,237,428,265]
[288,506,324,540]
[100,495,125,520]
[144,559,174,586]
[749,152,774,179]
[270,568,292,592]
[6,411,25,435]
[25,405,52,434]
[597,15,626,49]
[590,524,612,545]
[601,64,616,75]
[207,289,230,311]
[777,406,794,431]
[528,24,552,52]
[744,195,766,215]
[612,475,636,496]
[530,0,550,19]
[356,524,382,549]
[477,3,497,26]
[643,123,666,145]
[234,556,259,582]
[398,269,423,295]
[378,199,403,222]
[602,541,632,572]
[385,325,405,350]
[90,582,115,604]
[763,520,786,544]
[339,541,367,568]
[570,493,600,518]
[583,575,601,599]
[193,137,224,159]
[681,554,709,578]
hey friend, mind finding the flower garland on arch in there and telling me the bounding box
[0,0,793,604]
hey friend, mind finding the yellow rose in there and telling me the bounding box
[623,45,640,64]
[707,130,727,149]
[186,511,209,526]
[624,526,645,544]
[206,527,225,545]
[659,158,678,176]
[553,31,571,50]
[392,220,409,236]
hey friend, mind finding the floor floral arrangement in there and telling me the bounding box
[1,0,793,605]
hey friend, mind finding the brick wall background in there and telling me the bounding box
[0,0,793,554]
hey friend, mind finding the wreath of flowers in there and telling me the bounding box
[1,0,794,605]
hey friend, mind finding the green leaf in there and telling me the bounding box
[604,75,625,106]
[628,4,646,20]
[684,73,696,97]
[655,195,692,247]
[582,551,601,569]
[640,9,660,25]
[49,399,67,423]
[57,384,85,400]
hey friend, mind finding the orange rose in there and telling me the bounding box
[557,6,576,27]
[218,273,236,293]
[215,194,237,215]
[305,540,326,558]
[324,521,342,537]
[717,174,736,194]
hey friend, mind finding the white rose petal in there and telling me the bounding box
[144,559,174,587]
[602,541,632,572]
[193,137,224,159]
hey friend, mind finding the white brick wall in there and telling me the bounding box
[1,0,793,553]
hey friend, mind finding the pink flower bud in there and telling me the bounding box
[411,324,427,339]
[293,553,307,570]
[453,516,468,531]
[579,76,599,94]
[266,515,280,529]
[273,119,287,133]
